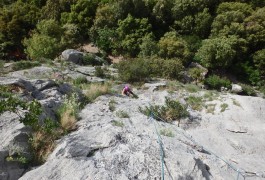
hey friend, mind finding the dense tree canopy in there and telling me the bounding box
[0,0,264,85]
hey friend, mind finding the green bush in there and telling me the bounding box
[204,75,231,90]
[185,96,204,111]
[13,60,41,71]
[117,58,150,82]
[116,110,129,118]
[73,77,88,86]
[188,67,205,83]
[94,66,105,78]
[82,54,103,66]
[149,57,184,79]
[239,83,256,96]
[0,60,4,69]
[139,97,189,123]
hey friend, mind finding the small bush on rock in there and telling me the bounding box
[204,75,231,90]
[139,97,189,124]
[13,60,41,71]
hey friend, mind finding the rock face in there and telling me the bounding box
[19,83,265,180]
[231,84,243,93]
[0,112,30,180]
[61,49,84,64]
[0,77,75,180]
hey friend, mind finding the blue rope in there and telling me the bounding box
[150,111,246,180]
[149,112,165,180]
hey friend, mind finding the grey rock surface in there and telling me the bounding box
[0,112,30,180]
[0,77,78,180]
[61,49,84,64]
[19,83,265,180]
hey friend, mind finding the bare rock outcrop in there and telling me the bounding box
[19,83,265,180]
[0,77,77,180]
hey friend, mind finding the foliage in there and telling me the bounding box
[239,83,257,96]
[93,27,117,53]
[0,92,42,130]
[117,58,150,82]
[253,49,265,79]
[23,19,63,59]
[116,14,153,57]
[139,97,189,123]
[108,99,116,112]
[158,31,191,63]
[236,61,261,85]
[12,60,41,71]
[211,2,253,37]
[220,103,228,112]
[0,59,5,69]
[57,92,80,131]
[83,82,111,103]
[195,36,247,69]
[0,1,40,59]
[244,7,265,49]
[94,66,106,78]
[60,0,99,37]
[160,128,174,137]
[116,110,129,118]
[149,57,184,80]
[204,75,232,90]
[72,76,88,86]
[188,67,205,83]
[139,34,158,57]
[185,96,204,111]
[82,53,103,66]
[111,120,124,127]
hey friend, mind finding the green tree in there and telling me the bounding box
[139,34,158,57]
[211,2,253,37]
[0,1,40,59]
[23,19,63,59]
[244,7,265,50]
[61,0,99,38]
[158,31,191,63]
[116,14,153,57]
[94,27,117,53]
[195,36,247,69]
[253,49,265,80]
[171,0,213,37]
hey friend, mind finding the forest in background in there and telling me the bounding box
[0,0,264,87]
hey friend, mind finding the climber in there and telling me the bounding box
[122,85,137,98]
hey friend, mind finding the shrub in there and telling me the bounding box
[83,82,111,102]
[73,76,88,86]
[116,110,129,118]
[139,97,189,123]
[149,57,184,79]
[111,120,124,127]
[204,75,231,90]
[188,67,205,83]
[185,96,204,111]
[220,103,228,112]
[0,60,4,69]
[82,54,103,66]
[160,128,174,137]
[94,66,105,78]
[185,84,200,93]
[117,58,150,82]
[13,60,41,71]
[57,93,80,131]
[109,99,116,112]
[239,83,256,96]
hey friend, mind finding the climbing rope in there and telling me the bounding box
[149,112,165,180]
[150,111,246,180]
